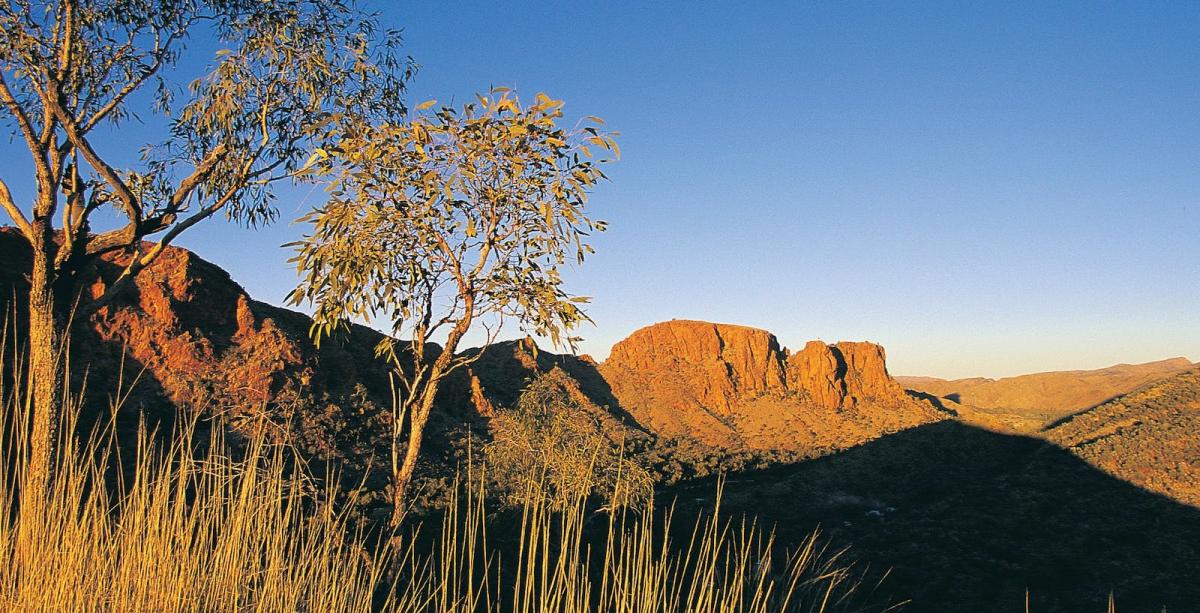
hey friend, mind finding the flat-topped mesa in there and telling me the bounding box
[606,320,908,413]
[605,320,788,414]
[600,320,936,450]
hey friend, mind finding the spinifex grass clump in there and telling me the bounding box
[0,428,387,611]
[0,324,388,612]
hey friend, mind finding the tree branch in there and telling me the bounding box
[55,0,75,83]
[0,178,33,240]
[81,29,184,132]
[55,158,82,265]
[166,142,230,211]
[0,72,52,183]
[83,151,261,315]
[83,222,137,256]
[45,79,140,224]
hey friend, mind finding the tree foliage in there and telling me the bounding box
[0,0,412,292]
[290,88,616,352]
[0,0,412,517]
[289,88,617,521]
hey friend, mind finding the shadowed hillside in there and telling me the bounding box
[7,228,1200,611]
[666,420,1200,613]
[0,230,944,506]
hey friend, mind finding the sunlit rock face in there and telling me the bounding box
[601,320,942,450]
[604,320,789,415]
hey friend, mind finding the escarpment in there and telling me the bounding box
[600,320,943,450]
[1,229,943,484]
[603,320,788,415]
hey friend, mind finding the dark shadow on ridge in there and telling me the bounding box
[661,420,1200,613]
[905,389,957,416]
[457,339,650,434]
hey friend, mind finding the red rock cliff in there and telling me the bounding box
[601,320,940,449]
[787,340,906,410]
[605,320,788,414]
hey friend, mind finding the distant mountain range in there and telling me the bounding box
[897,358,1195,431]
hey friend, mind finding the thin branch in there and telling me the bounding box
[54,0,75,83]
[166,142,230,211]
[74,28,138,119]
[45,80,140,224]
[0,72,51,182]
[445,318,505,377]
[82,29,184,132]
[83,150,263,315]
[0,178,33,239]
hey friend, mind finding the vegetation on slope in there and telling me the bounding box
[0,337,872,612]
[898,358,1195,431]
[1047,367,1200,506]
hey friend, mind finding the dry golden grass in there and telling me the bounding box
[0,361,387,611]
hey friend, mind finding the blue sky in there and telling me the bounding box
[4,2,1198,378]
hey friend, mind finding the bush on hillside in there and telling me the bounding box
[484,368,654,510]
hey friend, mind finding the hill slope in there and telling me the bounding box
[675,420,1200,613]
[897,358,1194,430]
[1046,367,1200,506]
[0,230,942,488]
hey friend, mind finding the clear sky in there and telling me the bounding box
[4,2,1198,378]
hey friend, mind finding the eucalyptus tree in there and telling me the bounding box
[289,89,618,523]
[0,0,412,505]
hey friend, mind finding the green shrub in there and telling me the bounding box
[483,368,654,510]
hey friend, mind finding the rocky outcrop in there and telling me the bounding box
[601,320,943,450]
[832,341,907,407]
[786,340,905,410]
[605,320,787,414]
[605,320,911,414]
[787,341,844,409]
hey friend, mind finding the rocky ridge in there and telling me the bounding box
[600,320,943,450]
[1,229,942,490]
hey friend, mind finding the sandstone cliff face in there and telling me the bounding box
[785,340,904,410]
[833,341,907,407]
[605,320,787,414]
[787,341,844,409]
[601,320,942,450]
